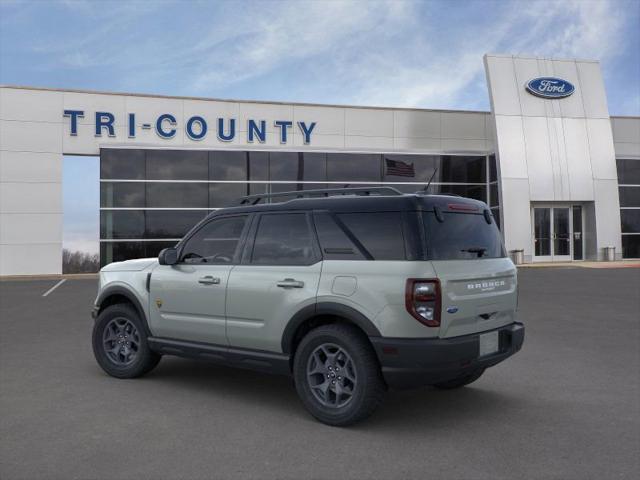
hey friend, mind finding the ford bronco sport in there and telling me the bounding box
[92,187,524,426]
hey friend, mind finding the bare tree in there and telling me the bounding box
[62,249,100,274]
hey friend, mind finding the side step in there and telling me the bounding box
[148,337,291,376]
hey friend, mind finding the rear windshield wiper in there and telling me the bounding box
[461,247,487,258]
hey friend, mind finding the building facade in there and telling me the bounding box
[1,54,639,275]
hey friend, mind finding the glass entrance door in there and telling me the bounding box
[534,207,552,260]
[532,205,583,262]
[552,207,571,261]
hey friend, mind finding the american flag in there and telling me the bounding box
[385,158,415,177]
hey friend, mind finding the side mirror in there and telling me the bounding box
[158,247,178,266]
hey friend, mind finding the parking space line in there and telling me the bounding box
[42,279,67,297]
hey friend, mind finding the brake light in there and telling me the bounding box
[448,203,478,212]
[405,279,441,327]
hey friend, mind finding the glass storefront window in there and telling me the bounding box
[622,235,640,258]
[617,159,640,185]
[99,149,500,265]
[100,149,145,179]
[209,151,268,181]
[489,155,497,182]
[620,210,640,233]
[146,182,209,208]
[269,152,327,182]
[619,187,640,207]
[489,183,499,207]
[100,211,145,239]
[382,154,437,183]
[437,155,485,184]
[327,153,381,182]
[146,210,207,238]
[146,150,208,180]
[100,182,145,208]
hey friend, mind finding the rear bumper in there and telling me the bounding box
[370,322,524,390]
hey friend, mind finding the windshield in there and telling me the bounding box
[423,211,505,260]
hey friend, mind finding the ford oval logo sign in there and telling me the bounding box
[526,77,575,99]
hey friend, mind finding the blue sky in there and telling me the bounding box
[1,0,639,253]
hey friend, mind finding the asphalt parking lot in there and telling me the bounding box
[1,268,639,480]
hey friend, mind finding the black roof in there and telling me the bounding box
[209,192,488,218]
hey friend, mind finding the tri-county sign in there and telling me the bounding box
[63,110,317,144]
[525,77,575,99]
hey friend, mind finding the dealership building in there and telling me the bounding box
[1,53,639,275]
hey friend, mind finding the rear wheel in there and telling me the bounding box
[92,303,161,379]
[293,324,385,426]
[432,368,485,389]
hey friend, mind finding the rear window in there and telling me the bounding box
[423,212,505,260]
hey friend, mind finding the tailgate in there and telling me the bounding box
[432,258,517,338]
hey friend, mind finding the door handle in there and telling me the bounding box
[198,276,221,285]
[277,278,305,288]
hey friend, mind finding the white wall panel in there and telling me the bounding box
[294,106,344,136]
[611,117,640,143]
[393,137,441,151]
[500,178,532,257]
[344,108,393,137]
[63,92,127,125]
[0,151,62,182]
[0,88,63,123]
[239,102,294,134]
[441,138,488,152]
[562,118,594,200]
[441,112,486,139]
[0,120,63,153]
[513,57,546,117]
[494,116,528,178]
[0,243,61,275]
[522,116,554,200]
[593,179,622,259]
[0,182,61,213]
[124,96,184,127]
[576,62,609,119]
[484,55,521,116]
[393,110,440,139]
[292,133,345,149]
[344,135,394,150]
[552,60,586,118]
[0,213,62,244]
[587,119,619,179]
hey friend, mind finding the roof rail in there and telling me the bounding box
[230,186,404,206]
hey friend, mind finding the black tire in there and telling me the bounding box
[432,368,485,390]
[92,303,161,379]
[293,324,385,426]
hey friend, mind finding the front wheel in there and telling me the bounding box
[293,324,385,426]
[92,303,161,379]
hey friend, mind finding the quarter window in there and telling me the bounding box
[336,212,406,260]
[180,216,247,264]
[251,214,316,265]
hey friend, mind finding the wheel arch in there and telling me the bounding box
[95,286,151,336]
[281,302,382,356]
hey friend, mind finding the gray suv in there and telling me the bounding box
[91,187,524,426]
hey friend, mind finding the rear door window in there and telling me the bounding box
[251,213,318,265]
[423,212,505,260]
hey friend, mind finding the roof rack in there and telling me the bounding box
[230,186,404,206]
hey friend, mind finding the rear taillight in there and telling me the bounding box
[405,279,441,327]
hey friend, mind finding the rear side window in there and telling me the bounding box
[251,213,317,265]
[336,212,406,260]
[424,212,505,260]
